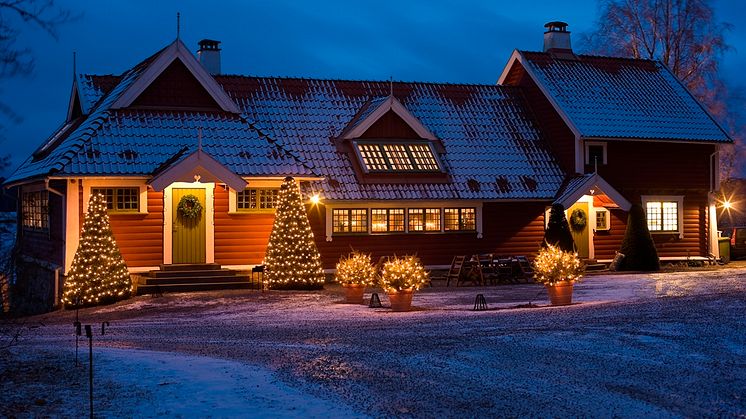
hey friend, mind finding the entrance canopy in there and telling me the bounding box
[149,148,247,192]
[554,173,631,211]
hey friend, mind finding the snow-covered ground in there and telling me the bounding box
[3,268,746,417]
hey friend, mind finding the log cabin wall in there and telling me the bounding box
[108,190,164,267]
[309,202,548,268]
[213,186,274,265]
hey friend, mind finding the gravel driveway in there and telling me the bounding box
[4,267,746,417]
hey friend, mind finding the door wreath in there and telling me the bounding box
[569,208,587,232]
[177,194,203,220]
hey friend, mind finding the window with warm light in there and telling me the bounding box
[332,209,369,233]
[237,188,279,211]
[355,142,440,172]
[22,190,49,231]
[91,187,139,212]
[642,196,683,235]
[595,208,610,231]
[407,208,441,232]
[444,208,476,231]
[371,208,405,233]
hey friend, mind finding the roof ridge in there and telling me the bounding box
[519,49,660,64]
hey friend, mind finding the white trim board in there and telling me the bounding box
[163,182,215,265]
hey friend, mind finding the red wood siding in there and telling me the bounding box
[310,202,547,268]
[358,110,421,139]
[131,59,220,109]
[18,181,65,267]
[503,62,577,174]
[108,190,163,267]
[593,142,714,191]
[593,194,710,260]
[213,187,274,265]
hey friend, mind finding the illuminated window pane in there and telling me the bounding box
[357,144,388,171]
[425,208,441,231]
[350,209,368,232]
[461,208,476,231]
[596,210,608,230]
[408,144,439,170]
[332,209,349,233]
[662,202,678,231]
[408,208,424,231]
[444,208,460,231]
[389,208,405,232]
[382,144,413,171]
[371,209,388,232]
[646,202,662,231]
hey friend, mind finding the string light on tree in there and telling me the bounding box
[62,193,132,307]
[264,177,325,290]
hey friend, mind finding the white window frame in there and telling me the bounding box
[84,179,148,214]
[641,195,684,239]
[594,207,610,231]
[324,201,483,241]
[585,141,607,165]
[227,179,285,214]
[352,140,443,173]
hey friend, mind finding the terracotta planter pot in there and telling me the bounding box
[387,289,414,312]
[343,283,366,304]
[545,280,574,306]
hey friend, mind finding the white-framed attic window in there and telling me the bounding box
[353,141,442,173]
[641,195,684,238]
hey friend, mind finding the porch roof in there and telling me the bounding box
[554,173,631,211]
[149,148,248,192]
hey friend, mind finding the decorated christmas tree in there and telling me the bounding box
[264,177,325,290]
[62,193,131,307]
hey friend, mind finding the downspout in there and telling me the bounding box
[708,151,720,259]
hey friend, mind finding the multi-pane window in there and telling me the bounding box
[371,209,405,233]
[355,142,440,172]
[407,208,441,232]
[237,188,279,211]
[595,209,610,230]
[91,188,139,212]
[444,208,476,231]
[22,191,49,231]
[332,209,368,233]
[646,201,678,232]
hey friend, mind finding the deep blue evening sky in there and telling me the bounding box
[1,0,744,177]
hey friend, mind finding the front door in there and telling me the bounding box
[568,202,590,258]
[172,188,206,264]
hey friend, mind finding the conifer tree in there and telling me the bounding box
[62,193,131,307]
[264,177,325,290]
[543,203,575,252]
[619,204,660,271]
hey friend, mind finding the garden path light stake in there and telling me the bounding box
[85,324,94,419]
[73,320,81,366]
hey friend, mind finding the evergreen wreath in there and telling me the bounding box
[569,208,587,231]
[177,194,203,220]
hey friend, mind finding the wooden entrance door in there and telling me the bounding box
[172,188,206,264]
[568,202,590,258]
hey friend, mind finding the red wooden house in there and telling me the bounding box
[4,23,731,308]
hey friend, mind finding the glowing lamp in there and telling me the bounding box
[310,194,320,205]
[723,200,732,210]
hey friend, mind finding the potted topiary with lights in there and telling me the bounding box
[532,244,585,306]
[335,251,377,304]
[379,255,429,312]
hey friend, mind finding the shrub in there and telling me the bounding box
[335,251,377,286]
[543,204,575,252]
[619,204,660,271]
[379,256,428,292]
[532,244,585,285]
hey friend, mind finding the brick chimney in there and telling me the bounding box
[543,21,572,52]
[197,39,221,75]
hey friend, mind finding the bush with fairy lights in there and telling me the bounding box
[379,255,429,292]
[532,244,585,286]
[264,177,325,290]
[62,193,132,307]
[335,251,377,286]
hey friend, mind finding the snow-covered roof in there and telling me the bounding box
[516,51,731,143]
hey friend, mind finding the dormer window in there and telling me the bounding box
[355,141,441,173]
